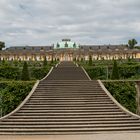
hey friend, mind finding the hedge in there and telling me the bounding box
[84,64,140,80]
[30,67,50,80]
[0,81,35,116]
[104,81,137,113]
[0,66,51,80]
[0,66,21,80]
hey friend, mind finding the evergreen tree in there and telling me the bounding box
[88,55,93,66]
[43,56,47,67]
[111,60,119,80]
[21,61,30,81]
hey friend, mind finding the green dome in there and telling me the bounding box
[54,39,79,49]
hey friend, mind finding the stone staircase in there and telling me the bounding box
[0,61,140,135]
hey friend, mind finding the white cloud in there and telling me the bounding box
[0,0,140,47]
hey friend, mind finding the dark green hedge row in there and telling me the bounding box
[84,64,140,80]
[0,81,35,116]
[85,66,107,80]
[30,67,50,80]
[0,66,51,80]
[0,66,21,80]
[104,82,137,113]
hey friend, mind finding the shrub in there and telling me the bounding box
[31,67,50,80]
[0,66,20,80]
[0,81,35,116]
[104,82,137,113]
[21,62,30,81]
[85,66,107,80]
[88,55,93,66]
[111,60,119,80]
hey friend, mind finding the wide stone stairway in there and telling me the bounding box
[0,61,140,135]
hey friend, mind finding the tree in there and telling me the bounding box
[21,62,30,81]
[128,39,138,49]
[111,60,119,80]
[43,56,47,67]
[0,41,5,50]
[88,55,93,66]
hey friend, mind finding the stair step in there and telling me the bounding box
[9,114,131,119]
[14,112,126,116]
[1,123,140,129]
[3,117,138,122]
[1,127,140,132]
[25,101,114,105]
[17,109,121,113]
[0,62,140,134]
[1,120,140,125]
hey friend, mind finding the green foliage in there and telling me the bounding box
[81,59,140,80]
[88,55,93,66]
[0,66,20,80]
[0,81,35,116]
[85,66,107,80]
[31,67,50,80]
[128,39,138,49]
[0,41,5,50]
[21,62,30,81]
[111,60,119,80]
[104,82,137,113]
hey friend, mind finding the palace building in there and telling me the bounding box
[0,39,140,61]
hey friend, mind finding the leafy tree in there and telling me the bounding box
[128,39,138,49]
[0,41,5,50]
[88,55,93,66]
[21,61,30,81]
[111,60,119,80]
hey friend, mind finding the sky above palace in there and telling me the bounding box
[0,0,140,47]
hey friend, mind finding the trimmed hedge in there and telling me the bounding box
[0,66,20,80]
[0,66,51,80]
[85,66,107,80]
[30,67,50,80]
[0,81,35,116]
[84,64,140,80]
[104,82,137,113]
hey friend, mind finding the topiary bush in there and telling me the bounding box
[21,62,30,81]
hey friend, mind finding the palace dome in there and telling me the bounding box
[54,39,79,49]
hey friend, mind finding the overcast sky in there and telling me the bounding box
[0,0,140,47]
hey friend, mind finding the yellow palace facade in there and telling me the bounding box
[0,39,140,61]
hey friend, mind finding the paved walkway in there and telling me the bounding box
[0,132,140,140]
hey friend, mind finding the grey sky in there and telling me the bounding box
[0,0,140,47]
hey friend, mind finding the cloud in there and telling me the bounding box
[0,0,140,47]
